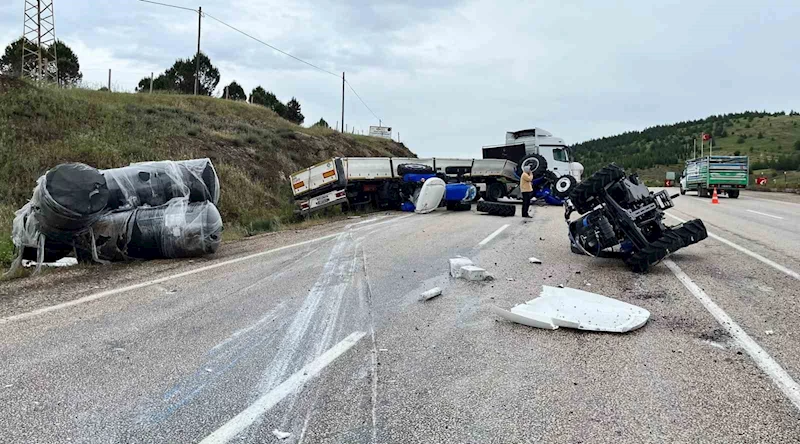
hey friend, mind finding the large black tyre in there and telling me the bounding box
[553,175,577,198]
[679,184,686,195]
[485,182,506,202]
[624,231,684,273]
[568,164,625,214]
[476,201,515,217]
[515,154,548,178]
[727,190,740,199]
[397,163,433,175]
[446,201,472,211]
[623,219,707,272]
[670,219,708,247]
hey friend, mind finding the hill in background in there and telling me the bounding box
[0,76,414,264]
[571,111,800,187]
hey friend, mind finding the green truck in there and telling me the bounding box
[679,155,749,198]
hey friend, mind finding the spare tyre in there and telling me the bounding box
[515,154,548,178]
[397,163,433,175]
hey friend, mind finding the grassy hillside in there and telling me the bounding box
[0,75,414,265]
[572,111,800,187]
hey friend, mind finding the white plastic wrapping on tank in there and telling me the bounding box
[128,198,223,259]
[102,158,220,210]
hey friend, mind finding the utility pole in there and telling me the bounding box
[693,139,696,159]
[341,72,345,132]
[149,72,154,93]
[107,69,111,91]
[21,0,58,83]
[195,6,202,96]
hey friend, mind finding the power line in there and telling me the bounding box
[138,0,197,13]
[345,80,380,122]
[202,12,340,79]
[137,1,383,123]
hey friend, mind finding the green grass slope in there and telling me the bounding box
[572,111,800,187]
[0,75,415,265]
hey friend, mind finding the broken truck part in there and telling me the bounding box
[493,285,650,333]
[565,164,707,272]
[8,159,222,273]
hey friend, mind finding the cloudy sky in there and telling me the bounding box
[1,0,798,157]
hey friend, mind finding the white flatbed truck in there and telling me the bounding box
[290,157,518,214]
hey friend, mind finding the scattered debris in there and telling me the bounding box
[4,384,13,388]
[506,277,515,282]
[460,265,488,281]
[449,257,474,278]
[493,285,650,333]
[420,287,443,301]
[112,348,125,352]
[765,330,774,335]
[22,257,78,268]
[528,257,542,264]
[204,368,213,373]
[272,429,292,440]
[378,348,389,352]
[557,284,564,288]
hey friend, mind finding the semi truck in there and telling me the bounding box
[481,128,584,201]
[290,157,519,215]
[290,127,584,215]
[679,155,749,198]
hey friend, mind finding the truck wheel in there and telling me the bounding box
[727,190,740,199]
[553,175,577,198]
[485,182,505,202]
[476,201,515,217]
[397,163,433,175]
[698,187,709,198]
[568,164,625,214]
[515,154,548,178]
[679,184,686,195]
[446,201,472,211]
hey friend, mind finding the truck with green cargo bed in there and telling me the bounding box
[679,155,749,198]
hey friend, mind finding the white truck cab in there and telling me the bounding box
[482,127,584,181]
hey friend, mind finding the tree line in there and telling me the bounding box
[571,111,796,174]
[134,52,318,126]
[1,38,327,128]
[0,38,82,86]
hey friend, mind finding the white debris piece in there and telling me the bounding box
[460,265,487,281]
[765,330,774,335]
[420,287,443,301]
[272,429,292,440]
[506,277,515,282]
[493,285,650,333]
[449,257,474,278]
[528,257,542,264]
[415,178,446,214]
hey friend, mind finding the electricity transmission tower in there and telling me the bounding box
[22,0,59,83]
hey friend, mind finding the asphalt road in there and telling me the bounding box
[2,190,800,443]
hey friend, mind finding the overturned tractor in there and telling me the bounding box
[565,164,707,272]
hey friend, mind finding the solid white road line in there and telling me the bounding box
[199,331,366,444]
[664,259,800,411]
[2,215,418,324]
[478,224,510,247]
[666,212,800,281]
[746,209,784,220]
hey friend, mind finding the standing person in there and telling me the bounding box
[520,164,533,218]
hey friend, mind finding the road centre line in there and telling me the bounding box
[478,224,510,247]
[199,331,367,444]
[746,209,784,220]
[665,212,800,281]
[664,259,800,411]
[1,215,415,324]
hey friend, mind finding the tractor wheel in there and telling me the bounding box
[553,175,577,198]
[515,154,548,178]
[568,164,625,214]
